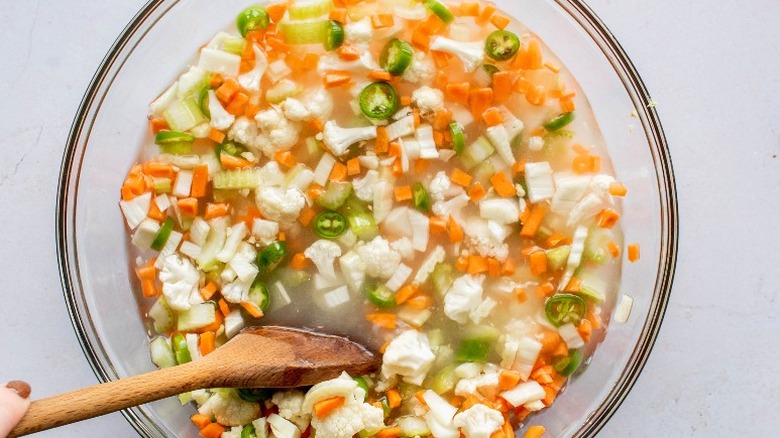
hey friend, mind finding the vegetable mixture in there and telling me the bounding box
[119,0,638,437]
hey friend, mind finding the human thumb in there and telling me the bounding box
[0,381,31,438]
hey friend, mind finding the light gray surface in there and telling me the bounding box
[0,0,777,436]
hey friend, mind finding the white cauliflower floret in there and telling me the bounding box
[429,36,485,72]
[402,50,436,84]
[255,186,306,224]
[444,274,484,324]
[318,51,379,76]
[352,169,379,202]
[304,240,343,280]
[221,426,243,438]
[198,390,260,427]
[453,404,504,438]
[282,98,311,122]
[381,330,436,385]
[390,237,414,261]
[252,218,279,246]
[158,254,200,311]
[464,218,509,261]
[355,236,402,279]
[412,86,444,115]
[322,121,377,156]
[432,193,469,221]
[254,107,302,158]
[304,372,385,438]
[454,363,500,397]
[306,88,334,121]
[238,45,268,92]
[206,90,235,130]
[272,390,311,431]
[227,116,262,150]
[429,171,452,203]
[345,18,373,48]
[258,161,286,187]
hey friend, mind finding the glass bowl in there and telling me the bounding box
[57,0,677,436]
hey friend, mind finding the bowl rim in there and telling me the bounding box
[56,0,678,436]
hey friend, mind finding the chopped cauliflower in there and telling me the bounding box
[432,193,469,221]
[444,274,484,324]
[207,90,235,130]
[402,50,436,84]
[345,18,373,48]
[237,45,268,92]
[252,218,279,246]
[282,98,311,122]
[255,186,306,224]
[352,169,379,202]
[429,36,485,72]
[227,116,261,150]
[272,390,311,431]
[412,86,444,115]
[158,254,200,311]
[306,88,334,121]
[453,404,504,438]
[463,218,509,261]
[355,236,402,279]
[390,237,415,261]
[304,240,343,280]
[428,171,452,203]
[254,108,302,158]
[322,121,377,156]
[198,390,260,427]
[381,330,436,385]
[454,363,500,397]
[304,372,385,438]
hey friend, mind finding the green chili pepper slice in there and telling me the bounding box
[449,122,466,155]
[359,82,400,120]
[257,242,287,275]
[237,388,273,402]
[545,293,587,327]
[155,131,194,146]
[314,211,348,239]
[543,112,576,132]
[215,140,247,160]
[456,338,492,362]
[236,6,270,37]
[150,217,176,251]
[241,423,256,438]
[412,182,431,213]
[380,38,414,76]
[171,333,191,365]
[198,87,211,118]
[485,30,520,61]
[325,20,345,51]
[553,349,584,377]
[364,280,396,309]
[423,0,455,24]
[353,376,370,394]
[248,280,270,313]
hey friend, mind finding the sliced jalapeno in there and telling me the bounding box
[543,112,576,132]
[449,122,466,155]
[423,0,454,24]
[215,140,247,160]
[359,82,400,120]
[325,20,345,51]
[380,38,414,76]
[364,279,396,309]
[150,217,175,251]
[236,6,270,37]
[314,211,348,239]
[485,30,520,61]
[553,349,584,377]
[257,241,287,275]
[545,293,587,327]
[412,182,431,213]
[237,387,273,402]
[248,280,270,313]
[155,131,194,146]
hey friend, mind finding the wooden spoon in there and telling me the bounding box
[9,326,380,437]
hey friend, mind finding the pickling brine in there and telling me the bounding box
[118,0,633,437]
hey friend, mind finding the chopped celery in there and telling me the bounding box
[148,297,175,333]
[274,267,312,288]
[459,136,495,170]
[584,227,614,264]
[150,337,177,368]
[171,333,192,365]
[431,263,455,297]
[177,302,217,332]
[546,245,571,271]
[163,96,207,132]
[456,325,499,362]
[222,36,247,55]
[265,78,301,104]
[152,177,172,194]
[397,416,432,437]
[576,268,607,302]
[430,364,457,394]
[316,181,353,210]
[280,20,330,45]
[543,129,574,157]
[288,0,334,20]
[342,196,378,240]
[150,217,175,251]
[471,159,495,187]
[212,169,261,190]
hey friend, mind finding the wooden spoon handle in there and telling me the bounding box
[8,361,210,437]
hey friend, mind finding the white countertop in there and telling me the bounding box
[1,0,778,436]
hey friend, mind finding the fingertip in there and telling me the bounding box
[0,385,31,438]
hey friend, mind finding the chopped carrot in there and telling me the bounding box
[190,413,212,430]
[461,0,480,16]
[422,13,446,34]
[215,77,240,103]
[489,172,517,197]
[413,108,421,128]
[386,389,402,408]
[324,71,352,88]
[411,26,430,50]
[289,252,308,271]
[607,240,621,258]
[524,425,546,438]
[337,44,361,61]
[431,50,451,68]
[627,243,640,262]
[526,84,546,106]
[492,71,513,103]
[539,282,555,297]
[220,153,253,170]
[609,181,628,197]
[329,162,347,182]
[528,250,548,276]
[455,254,469,272]
[346,157,361,176]
[512,159,526,176]
[560,96,576,112]
[303,53,320,70]
[149,117,169,134]
[526,38,544,69]
[199,331,216,356]
[414,159,430,174]
[597,208,621,228]
[274,151,297,168]
[371,13,394,28]
[140,279,158,298]
[265,2,288,22]
[468,182,487,203]
[208,128,226,144]
[430,216,447,233]
[446,82,470,106]
[329,7,347,23]
[142,162,175,179]
[240,301,264,319]
[199,282,218,301]
[469,88,494,118]
[204,203,229,219]
[498,370,522,390]
[391,158,403,176]
[376,427,402,438]
[482,107,504,127]
[375,126,389,154]
[178,197,198,217]
[468,255,488,275]
[414,390,428,406]
[544,61,560,73]
[394,185,413,202]
[209,73,224,88]
[487,257,501,277]
[298,206,316,226]
[448,216,464,243]
[477,3,496,23]
[515,287,528,303]
[199,423,226,438]
[406,294,433,310]
[451,168,472,187]
[190,164,209,198]
[147,201,166,222]
[313,396,346,419]
[368,69,393,82]
[564,277,582,293]
[400,95,412,106]
[433,108,453,130]
[520,203,548,238]
[366,313,397,329]
[490,14,510,29]
[244,103,260,119]
[577,318,592,342]
[217,298,231,318]
[433,130,444,147]
[501,257,516,276]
